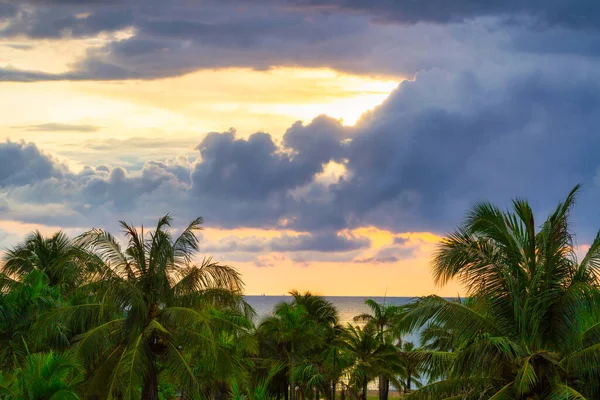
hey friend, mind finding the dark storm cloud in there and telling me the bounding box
[1,4,133,39]
[3,0,600,81]
[17,123,102,132]
[0,2,17,19]
[288,0,600,29]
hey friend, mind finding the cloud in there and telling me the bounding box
[4,43,34,50]
[16,123,102,132]
[270,231,369,252]
[289,0,600,29]
[2,0,600,82]
[1,5,133,39]
[3,63,600,241]
[0,2,17,19]
[198,231,369,253]
[0,140,67,187]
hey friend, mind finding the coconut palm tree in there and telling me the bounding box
[286,292,344,400]
[405,185,600,399]
[290,291,339,328]
[35,215,247,400]
[341,324,401,400]
[1,231,94,294]
[258,301,322,400]
[353,300,403,400]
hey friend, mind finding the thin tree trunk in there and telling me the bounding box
[332,381,336,400]
[285,379,289,400]
[316,388,319,400]
[362,378,368,400]
[290,351,296,400]
[142,361,159,400]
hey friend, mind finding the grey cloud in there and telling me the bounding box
[199,231,368,253]
[1,5,133,39]
[4,63,600,243]
[4,0,600,82]
[17,123,102,132]
[289,0,600,29]
[191,120,348,201]
[0,2,17,19]
[4,43,34,50]
[270,232,369,252]
[0,67,66,82]
[353,246,416,264]
[0,140,67,187]
[393,237,409,245]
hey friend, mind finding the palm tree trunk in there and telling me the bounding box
[384,378,389,400]
[362,378,368,400]
[332,381,336,400]
[142,361,159,400]
[378,375,385,400]
[290,350,296,400]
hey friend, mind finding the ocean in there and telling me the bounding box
[245,295,421,344]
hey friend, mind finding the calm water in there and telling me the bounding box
[245,295,420,344]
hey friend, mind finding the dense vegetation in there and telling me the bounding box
[1,186,600,399]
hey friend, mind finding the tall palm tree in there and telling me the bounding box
[289,291,342,400]
[405,185,600,399]
[341,324,401,400]
[258,301,322,400]
[353,299,403,400]
[36,215,247,400]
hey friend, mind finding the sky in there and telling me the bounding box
[2,0,600,296]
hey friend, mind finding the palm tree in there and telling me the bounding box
[405,185,600,399]
[1,231,93,294]
[0,269,63,371]
[396,342,423,394]
[287,292,344,400]
[341,324,401,400]
[258,301,322,400]
[1,351,82,400]
[36,215,247,400]
[193,308,257,400]
[353,300,403,400]
[290,291,339,328]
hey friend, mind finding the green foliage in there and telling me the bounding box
[406,185,600,399]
